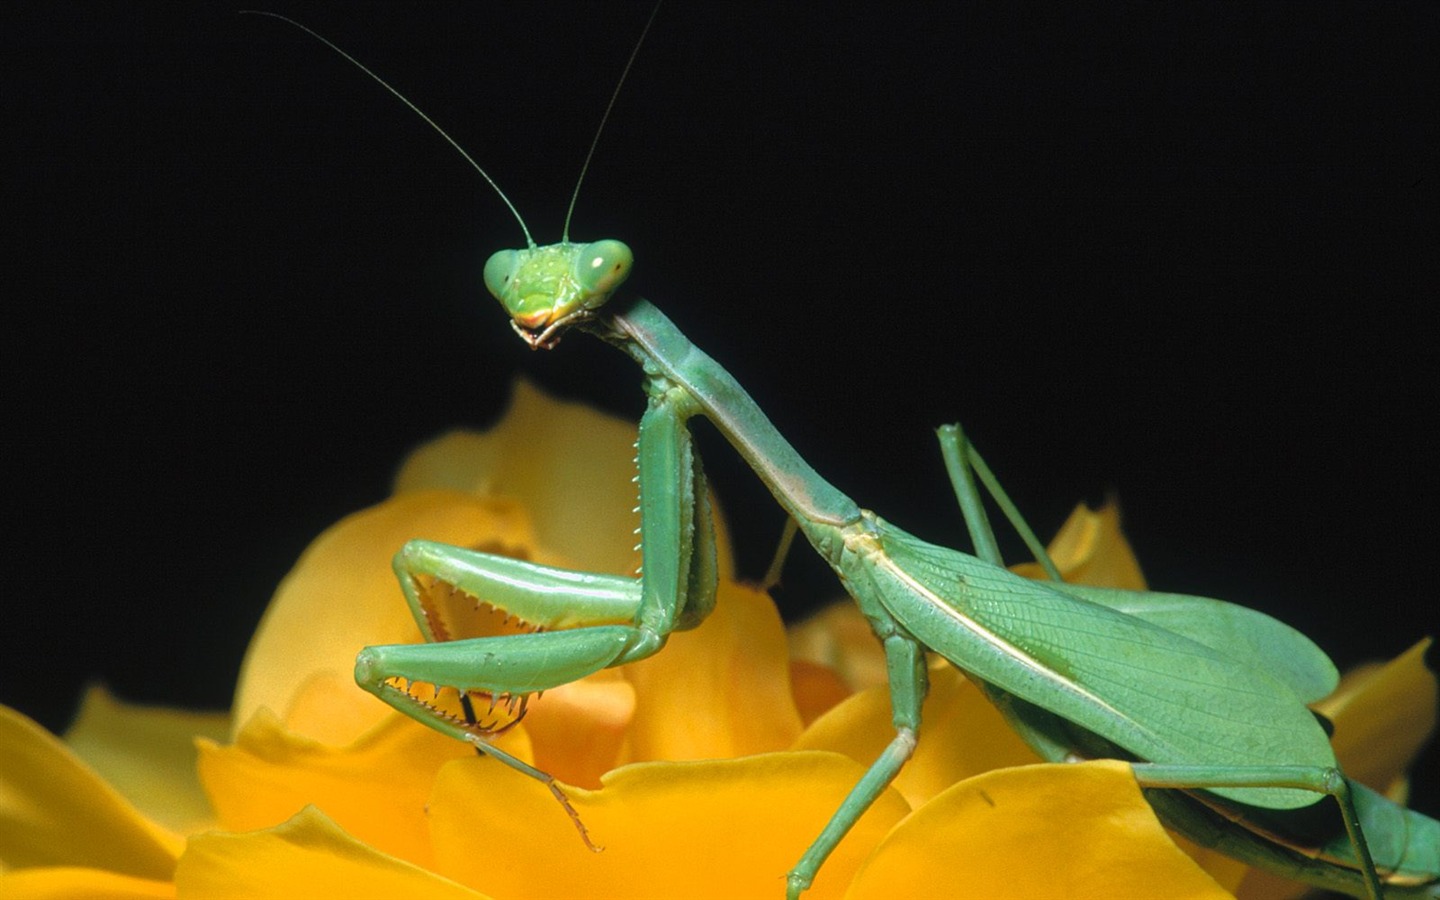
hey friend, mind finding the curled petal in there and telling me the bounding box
[1316,638,1437,797]
[1010,500,1147,589]
[174,806,487,900]
[848,761,1232,900]
[0,866,175,900]
[0,704,181,879]
[197,707,496,869]
[428,752,909,900]
[63,686,228,835]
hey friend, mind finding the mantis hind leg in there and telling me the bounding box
[935,426,1389,899]
[936,423,1062,578]
[1133,764,1384,900]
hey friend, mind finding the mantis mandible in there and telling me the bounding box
[248,12,1440,899]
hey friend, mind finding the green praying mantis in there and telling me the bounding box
[249,11,1439,899]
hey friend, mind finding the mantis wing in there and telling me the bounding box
[1056,584,1340,704]
[860,515,1335,810]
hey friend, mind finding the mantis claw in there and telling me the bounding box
[360,664,532,739]
[546,780,604,853]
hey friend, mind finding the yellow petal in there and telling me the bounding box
[794,662,1039,809]
[788,601,890,693]
[848,761,1232,900]
[516,674,636,788]
[197,707,501,870]
[394,379,736,579]
[0,866,175,900]
[621,580,803,762]
[428,752,909,900]
[174,806,487,900]
[0,704,181,878]
[1315,638,1437,796]
[1011,500,1148,590]
[1233,863,1312,900]
[63,686,229,835]
[233,490,538,745]
[789,659,853,726]
[1169,835,1253,896]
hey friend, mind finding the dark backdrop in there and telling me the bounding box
[6,2,1435,816]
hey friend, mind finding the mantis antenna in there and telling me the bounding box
[561,1,664,242]
[239,10,536,248]
[245,6,663,247]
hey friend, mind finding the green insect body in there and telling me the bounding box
[250,12,1440,899]
[355,238,1438,898]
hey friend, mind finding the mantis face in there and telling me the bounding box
[484,239,633,349]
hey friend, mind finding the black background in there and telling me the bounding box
[6,3,1436,818]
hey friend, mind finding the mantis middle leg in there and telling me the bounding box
[785,623,927,899]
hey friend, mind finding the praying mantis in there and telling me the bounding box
[249,10,1439,899]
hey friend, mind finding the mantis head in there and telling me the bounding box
[244,14,648,352]
[484,239,634,349]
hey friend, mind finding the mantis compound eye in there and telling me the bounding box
[483,248,521,302]
[574,239,633,302]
